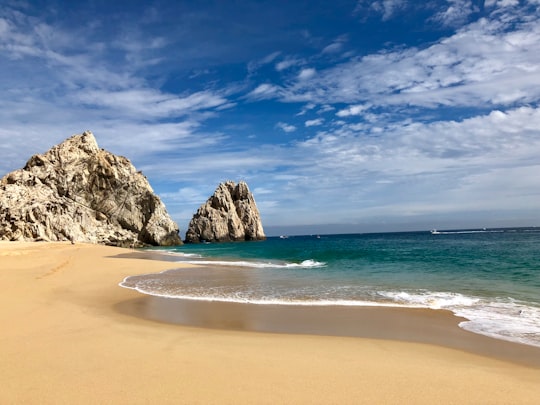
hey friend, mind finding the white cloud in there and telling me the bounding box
[318,105,335,113]
[275,58,301,71]
[296,103,316,116]
[322,35,348,54]
[305,118,324,127]
[76,89,229,118]
[0,17,10,36]
[322,42,343,54]
[357,0,406,21]
[277,4,540,112]
[336,104,370,117]
[431,0,478,27]
[258,105,540,225]
[252,186,274,195]
[248,51,281,73]
[297,68,316,80]
[484,0,519,7]
[0,9,235,175]
[276,122,297,132]
[160,187,210,204]
[247,83,280,99]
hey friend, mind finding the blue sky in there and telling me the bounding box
[1,0,540,236]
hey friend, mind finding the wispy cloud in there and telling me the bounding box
[296,103,316,116]
[305,118,324,127]
[0,4,237,177]
[322,35,348,54]
[430,0,479,27]
[247,51,281,74]
[275,57,301,71]
[355,0,407,21]
[246,83,281,99]
[484,0,520,7]
[75,89,230,119]
[276,122,297,133]
[272,3,540,117]
[336,104,370,117]
[265,105,540,225]
[297,68,316,80]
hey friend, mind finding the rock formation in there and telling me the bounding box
[0,131,182,247]
[185,181,266,243]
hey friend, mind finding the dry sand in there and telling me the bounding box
[1,241,540,404]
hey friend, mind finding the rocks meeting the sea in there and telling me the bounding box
[0,131,182,247]
[185,181,266,243]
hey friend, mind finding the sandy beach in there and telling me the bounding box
[1,242,540,404]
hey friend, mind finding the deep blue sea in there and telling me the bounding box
[121,229,540,347]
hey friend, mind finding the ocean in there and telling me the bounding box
[120,228,540,348]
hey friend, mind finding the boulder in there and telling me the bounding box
[185,181,265,243]
[0,131,182,247]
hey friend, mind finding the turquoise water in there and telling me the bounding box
[121,229,540,347]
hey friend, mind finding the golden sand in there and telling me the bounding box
[1,241,539,404]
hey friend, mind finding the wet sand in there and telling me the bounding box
[116,295,540,368]
[2,241,540,404]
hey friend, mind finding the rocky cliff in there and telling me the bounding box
[0,131,182,247]
[185,181,265,243]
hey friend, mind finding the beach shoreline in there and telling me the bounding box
[2,241,540,404]
[115,295,540,368]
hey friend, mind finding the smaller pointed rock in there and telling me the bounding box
[185,181,266,243]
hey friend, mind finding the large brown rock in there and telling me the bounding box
[0,131,182,247]
[185,181,266,243]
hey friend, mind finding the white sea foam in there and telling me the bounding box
[144,249,203,259]
[455,303,540,347]
[119,279,406,307]
[179,253,203,258]
[285,259,325,268]
[378,290,540,347]
[176,258,326,269]
[120,275,540,348]
[431,230,504,235]
[378,291,481,309]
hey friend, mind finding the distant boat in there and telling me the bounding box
[279,235,288,239]
[430,229,441,234]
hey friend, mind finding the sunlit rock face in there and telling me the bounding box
[0,131,182,247]
[185,181,266,243]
